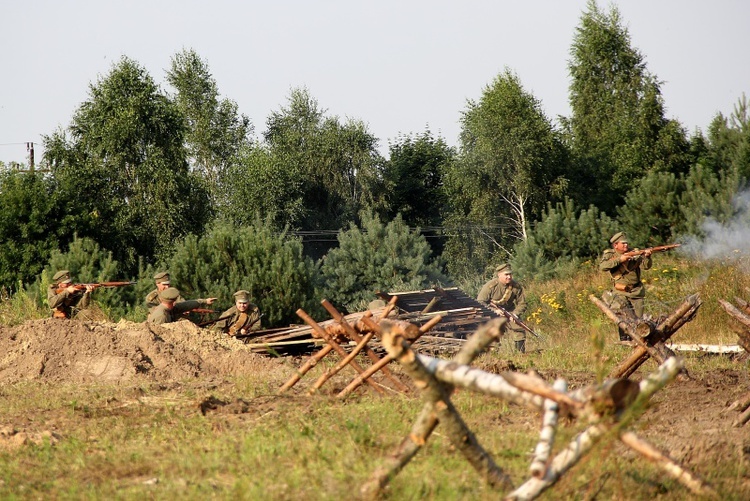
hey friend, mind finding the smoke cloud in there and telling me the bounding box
[682,189,750,262]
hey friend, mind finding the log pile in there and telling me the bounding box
[360,318,714,500]
[718,297,750,427]
[589,293,702,379]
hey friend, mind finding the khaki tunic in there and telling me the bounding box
[212,304,262,336]
[147,299,209,325]
[145,289,184,310]
[600,249,652,320]
[47,285,91,319]
[477,279,527,340]
[599,249,652,299]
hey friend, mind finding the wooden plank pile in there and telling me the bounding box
[360,317,714,500]
[243,287,501,356]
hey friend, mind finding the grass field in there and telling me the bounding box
[0,255,748,500]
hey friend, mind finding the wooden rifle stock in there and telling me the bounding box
[56,280,136,294]
[490,301,543,340]
[623,243,681,258]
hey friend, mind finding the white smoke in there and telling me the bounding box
[682,189,750,261]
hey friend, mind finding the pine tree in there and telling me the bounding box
[320,212,446,312]
[165,221,320,326]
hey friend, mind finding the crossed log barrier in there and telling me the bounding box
[360,317,715,500]
[589,293,702,379]
[277,297,443,397]
[718,297,750,427]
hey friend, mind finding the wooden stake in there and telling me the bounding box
[308,331,375,395]
[619,431,715,496]
[277,344,334,394]
[321,299,409,392]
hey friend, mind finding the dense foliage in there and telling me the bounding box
[1,2,748,321]
[320,212,446,312]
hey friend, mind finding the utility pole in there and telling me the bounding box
[27,142,35,171]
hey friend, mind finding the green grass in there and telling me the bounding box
[1,256,748,499]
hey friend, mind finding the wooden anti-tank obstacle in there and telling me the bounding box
[277,297,443,397]
[718,297,750,427]
[589,293,702,379]
[360,317,715,500]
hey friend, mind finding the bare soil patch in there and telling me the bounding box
[0,318,279,384]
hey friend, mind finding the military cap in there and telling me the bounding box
[159,287,181,301]
[495,263,512,274]
[233,290,250,303]
[153,271,171,284]
[609,232,628,244]
[52,270,71,283]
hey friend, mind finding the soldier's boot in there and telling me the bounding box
[514,339,526,353]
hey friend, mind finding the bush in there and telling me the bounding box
[513,199,615,281]
[165,220,320,327]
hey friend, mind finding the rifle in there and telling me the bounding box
[56,281,136,294]
[622,243,681,258]
[233,313,265,339]
[490,301,543,340]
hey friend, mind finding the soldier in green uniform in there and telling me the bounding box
[147,287,217,325]
[47,270,94,319]
[212,290,262,337]
[599,232,653,341]
[145,271,183,310]
[477,263,528,352]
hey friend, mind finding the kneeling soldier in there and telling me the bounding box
[212,290,262,337]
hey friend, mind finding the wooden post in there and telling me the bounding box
[277,344,334,394]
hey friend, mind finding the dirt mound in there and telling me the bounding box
[0,318,279,384]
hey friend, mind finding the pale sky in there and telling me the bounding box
[1,0,748,165]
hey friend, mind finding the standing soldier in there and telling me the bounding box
[212,290,263,337]
[146,287,217,325]
[145,271,183,310]
[600,232,652,341]
[48,270,94,319]
[477,263,528,353]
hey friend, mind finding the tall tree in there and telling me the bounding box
[0,170,81,290]
[567,1,690,212]
[166,49,252,206]
[261,88,385,235]
[44,57,210,270]
[442,69,568,279]
[383,131,454,230]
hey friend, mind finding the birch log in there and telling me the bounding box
[507,357,684,500]
[361,317,507,499]
[379,321,513,489]
[530,379,566,478]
